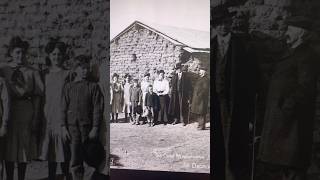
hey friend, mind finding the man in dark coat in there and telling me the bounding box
[256,16,319,180]
[211,4,258,180]
[190,67,209,130]
[168,63,192,126]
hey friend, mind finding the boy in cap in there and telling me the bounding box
[129,79,142,125]
[144,84,159,127]
[61,55,104,180]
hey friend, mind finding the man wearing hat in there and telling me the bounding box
[212,3,258,180]
[256,16,319,180]
[61,54,104,180]
[190,66,209,130]
[168,62,192,126]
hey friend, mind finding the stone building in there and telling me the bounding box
[110,21,210,81]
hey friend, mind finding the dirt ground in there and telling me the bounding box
[110,113,210,174]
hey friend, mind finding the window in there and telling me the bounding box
[131,54,137,62]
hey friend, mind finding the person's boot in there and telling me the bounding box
[111,113,114,123]
[172,118,179,125]
[115,113,118,123]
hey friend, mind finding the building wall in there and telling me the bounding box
[110,24,183,81]
[0,0,109,66]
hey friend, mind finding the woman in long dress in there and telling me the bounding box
[0,36,44,180]
[111,73,122,122]
[39,39,72,180]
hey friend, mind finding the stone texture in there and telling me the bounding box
[0,0,109,69]
[110,23,209,81]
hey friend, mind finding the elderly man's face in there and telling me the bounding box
[285,25,304,46]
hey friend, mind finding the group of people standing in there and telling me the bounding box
[0,36,106,180]
[110,62,210,130]
[212,4,320,180]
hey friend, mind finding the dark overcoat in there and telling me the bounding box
[168,72,192,117]
[190,75,209,115]
[258,43,319,169]
[211,33,258,178]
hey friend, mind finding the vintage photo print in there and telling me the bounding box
[110,0,210,173]
[211,0,320,179]
[0,0,109,179]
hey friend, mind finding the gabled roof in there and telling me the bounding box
[111,21,210,52]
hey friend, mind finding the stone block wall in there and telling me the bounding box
[227,0,320,38]
[110,24,183,81]
[0,0,109,68]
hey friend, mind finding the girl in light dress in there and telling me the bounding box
[122,74,132,123]
[39,39,73,180]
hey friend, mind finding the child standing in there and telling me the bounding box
[129,79,142,125]
[140,73,151,117]
[144,85,159,127]
[40,39,71,180]
[111,73,122,123]
[61,55,104,180]
[122,74,132,123]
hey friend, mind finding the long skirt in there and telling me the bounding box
[111,92,122,113]
[5,99,36,162]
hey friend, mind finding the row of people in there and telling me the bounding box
[0,36,106,180]
[110,63,210,129]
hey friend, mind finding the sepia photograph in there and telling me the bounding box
[0,0,109,180]
[110,0,210,174]
[211,0,320,180]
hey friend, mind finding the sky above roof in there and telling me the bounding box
[110,0,210,40]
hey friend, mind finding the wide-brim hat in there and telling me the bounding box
[83,139,106,168]
[5,36,29,57]
[212,4,236,26]
[174,62,182,70]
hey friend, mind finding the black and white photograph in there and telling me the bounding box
[110,0,210,173]
[211,0,320,180]
[0,0,109,180]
